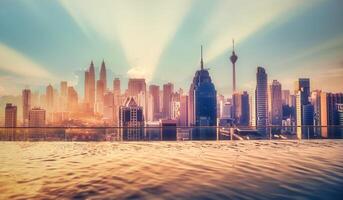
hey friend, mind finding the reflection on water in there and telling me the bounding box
[1,126,343,142]
[0,140,343,199]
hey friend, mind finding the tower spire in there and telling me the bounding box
[232,39,235,52]
[200,45,204,70]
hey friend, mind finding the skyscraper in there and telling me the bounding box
[179,95,189,126]
[320,92,343,138]
[67,86,78,112]
[282,90,290,105]
[103,91,114,123]
[60,81,68,111]
[128,78,146,97]
[162,83,174,119]
[96,80,105,113]
[189,46,217,126]
[100,60,107,90]
[84,61,95,112]
[149,85,160,120]
[5,103,17,127]
[113,78,121,96]
[232,93,242,124]
[255,67,268,135]
[46,84,54,112]
[270,80,282,126]
[295,78,310,105]
[241,91,250,126]
[22,89,31,126]
[230,39,238,94]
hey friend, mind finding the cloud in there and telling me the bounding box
[203,0,318,61]
[0,43,54,79]
[60,0,193,81]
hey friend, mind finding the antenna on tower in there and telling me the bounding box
[232,39,235,52]
[200,45,204,70]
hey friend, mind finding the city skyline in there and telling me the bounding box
[1,0,343,96]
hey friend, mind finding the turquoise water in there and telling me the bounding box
[0,140,343,199]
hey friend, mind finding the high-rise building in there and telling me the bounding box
[189,46,217,126]
[255,67,268,134]
[230,39,238,94]
[270,80,282,126]
[149,85,160,120]
[96,80,105,114]
[5,103,17,127]
[22,89,31,126]
[337,103,343,127]
[241,91,250,126]
[46,84,54,112]
[311,90,322,127]
[84,61,95,111]
[162,83,174,119]
[320,93,343,138]
[179,95,189,126]
[232,93,241,124]
[28,108,46,127]
[103,91,114,123]
[295,78,310,105]
[60,81,68,97]
[128,78,146,97]
[60,81,68,111]
[113,78,121,96]
[282,90,290,105]
[100,60,107,90]
[67,86,78,112]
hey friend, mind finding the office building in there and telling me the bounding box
[189,46,217,126]
[270,80,282,126]
[5,103,17,127]
[149,85,160,120]
[163,83,174,119]
[255,67,268,135]
[28,108,46,127]
[22,89,31,126]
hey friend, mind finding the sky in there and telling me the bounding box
[0,0,343,97]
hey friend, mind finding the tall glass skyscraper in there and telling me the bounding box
[255,67,268,135]
[189,46,217,126]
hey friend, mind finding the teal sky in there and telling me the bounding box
[0,0,343,97]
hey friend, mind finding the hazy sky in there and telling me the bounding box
[0,0,343,97]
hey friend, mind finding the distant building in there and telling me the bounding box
[60,81,68,111]
[241,91,250,126]
[232,92,241,124]
[96,80,105,114]
[84,61,95,112]
[100,60,107,90]
[270,80,282,126]
[28,108,46,127]
[282,90,290,105]
[295,78,312,138]
[179,95,189,126]
[67,86,78,112]
[113,78,121,96]
[103,91,114,123]
[255,67,268,135]
[46,84,54,112]
[5,103,17,127]
[162,83,174,119]
[22,89,31,125]
[149,85,160,120]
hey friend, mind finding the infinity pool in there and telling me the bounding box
[0,140,342,199]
